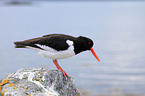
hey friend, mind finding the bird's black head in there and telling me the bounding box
[78,36,94,49]
[74,36,94,54]
[75,36,100,62]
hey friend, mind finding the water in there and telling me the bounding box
[0,1,145,96]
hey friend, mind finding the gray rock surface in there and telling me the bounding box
[0,68,80,96]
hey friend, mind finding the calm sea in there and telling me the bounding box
[0,1,145,96]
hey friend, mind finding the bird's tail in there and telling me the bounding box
[14,41,26,48]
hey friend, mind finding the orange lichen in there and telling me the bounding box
[7,84,15,87]
[0,79,10,86]
[0,79,10,91]
[13,87,18,89]
[0,86,2,91]
[1,90,7,96]
[20,85,23,87]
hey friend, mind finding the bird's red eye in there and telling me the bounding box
[88,42,91,44]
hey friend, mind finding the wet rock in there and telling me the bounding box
[0,68,80,96]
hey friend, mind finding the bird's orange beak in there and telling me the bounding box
[90,48,100,62]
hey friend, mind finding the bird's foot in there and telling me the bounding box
[58,69,70,77]
[0,79,11,91]
[53,59,70,77]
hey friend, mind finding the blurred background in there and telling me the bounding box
[0,0,145,96]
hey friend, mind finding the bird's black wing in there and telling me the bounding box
[14,34,75,51]
[36,35,70,51]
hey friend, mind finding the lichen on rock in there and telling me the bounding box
[0,68,80,96]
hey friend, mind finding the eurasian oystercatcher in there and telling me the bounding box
[14,34,100,77]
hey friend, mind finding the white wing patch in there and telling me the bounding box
[66,40,73,46]
[35,44,57,53]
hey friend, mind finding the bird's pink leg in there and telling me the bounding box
[53,60,70,77]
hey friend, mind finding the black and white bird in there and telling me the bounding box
[14,34,100,77]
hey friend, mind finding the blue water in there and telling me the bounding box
[0,1,145,95]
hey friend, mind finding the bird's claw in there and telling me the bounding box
[58,69,70,77]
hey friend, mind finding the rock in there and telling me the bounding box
[0,68,80,96]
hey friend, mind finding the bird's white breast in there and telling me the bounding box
[27,40,75,60]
